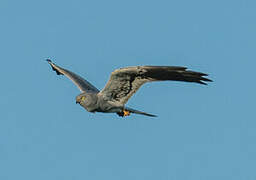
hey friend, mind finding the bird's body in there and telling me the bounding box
[77,92,120,113]
[47,59,212,117]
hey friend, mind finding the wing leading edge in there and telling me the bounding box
[46,59,99,93]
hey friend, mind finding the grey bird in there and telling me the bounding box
[46,59,212,117]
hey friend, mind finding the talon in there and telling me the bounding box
[123,110,130,116]
[116,110,131,117]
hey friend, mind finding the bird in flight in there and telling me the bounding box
[46,59,212,117]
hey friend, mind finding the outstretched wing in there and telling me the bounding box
[99,66,212,105]
[46,59,99,93]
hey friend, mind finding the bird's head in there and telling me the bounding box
[75,92,98,110]
[76,93,87,105]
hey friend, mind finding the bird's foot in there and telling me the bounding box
[123,110,130,116]
[117,110,131,117]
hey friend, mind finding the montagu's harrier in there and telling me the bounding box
[47,59,212,117]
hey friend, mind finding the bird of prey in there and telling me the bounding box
[46,59,212,117]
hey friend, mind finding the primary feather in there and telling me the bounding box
[99,66,212,105]
[46,59,99,93]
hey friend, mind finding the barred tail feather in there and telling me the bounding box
[125,107,157,117]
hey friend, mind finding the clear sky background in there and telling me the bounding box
[0,0,255,179]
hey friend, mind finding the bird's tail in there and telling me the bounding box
[125,107,157,117]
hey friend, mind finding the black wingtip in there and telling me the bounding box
[46,59,52,62]
[46,59,64,75]
[200,75,213,85]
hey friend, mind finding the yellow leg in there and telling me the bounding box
[123,110,130,116]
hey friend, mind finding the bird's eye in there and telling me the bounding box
[81,96,86,101]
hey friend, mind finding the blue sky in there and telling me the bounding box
[0,0,255,179]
